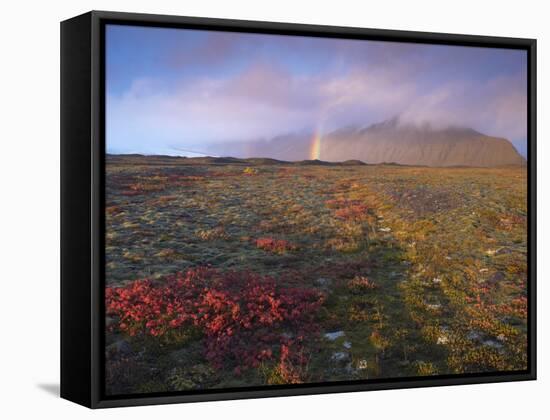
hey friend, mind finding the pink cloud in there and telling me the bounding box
[107,61,527,155]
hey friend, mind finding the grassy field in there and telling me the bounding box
[104,155,528,395]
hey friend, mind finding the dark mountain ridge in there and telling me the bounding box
[206,118,525,167]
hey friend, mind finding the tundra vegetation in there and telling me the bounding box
[104,155,528,395]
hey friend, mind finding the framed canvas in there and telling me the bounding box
[60,10,536,408]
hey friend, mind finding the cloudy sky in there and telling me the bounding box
[106,24,528,157]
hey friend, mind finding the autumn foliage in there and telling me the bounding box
[106,267,324,381]
[255,237,297,253]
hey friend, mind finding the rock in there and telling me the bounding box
[437,326,450,345]
[324,331,345,341]
[344,363,357,375]
[496,247,513,255]
[356,359,368,370]
[483,339,504,350]
[467,331,482,341]
[331,352,351,363]
[437,335,449,345]
[379,227,392,232]
[315,277,332,288]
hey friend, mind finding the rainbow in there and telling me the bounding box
[309,129,322,160]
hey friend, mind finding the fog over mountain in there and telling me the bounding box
[206,118,525,167]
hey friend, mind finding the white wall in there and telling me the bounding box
[1,0,547,418]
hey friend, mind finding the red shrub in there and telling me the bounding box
[325,199,369,220]
[106,268,324,379]
[272,343,304,384]
[255,237,297,253]
[334,205,368,220]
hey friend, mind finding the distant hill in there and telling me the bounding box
[105,154,368,167]
[207,118,526,167]
[341,160,368,166]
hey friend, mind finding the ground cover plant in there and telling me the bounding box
[104,155,527,395]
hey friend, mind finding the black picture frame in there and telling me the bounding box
[60,10,537,409]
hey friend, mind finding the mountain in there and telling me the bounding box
[206,118,526,167]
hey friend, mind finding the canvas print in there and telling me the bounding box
[104,24,528,396]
